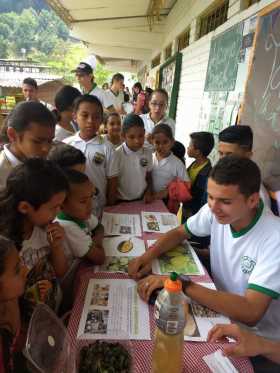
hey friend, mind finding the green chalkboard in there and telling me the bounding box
[204,22,244,92]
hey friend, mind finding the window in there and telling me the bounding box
[177,29,190,51]
[151,54,161,68]
[165,44,172,60]
[199,1,229,38]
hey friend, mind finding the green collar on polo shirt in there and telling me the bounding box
[230,199,264,238]
[83,82,97,95]
[57,211,86,229]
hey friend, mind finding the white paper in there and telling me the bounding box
[77,279,150,340]
[203,350,238,373]
[95,236,146,273]
[149,240,204,276]
[184,283,231,342]
[102,212,141,236]
[141,212,179,233]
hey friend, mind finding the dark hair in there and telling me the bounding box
[63,168,89,186]
[124,93,130,103]
[54,85,81,113]
[122,114,144,133]
[48,143,86,169]
[152,123,173,140]
[111,73,124,84]
[23,77,38,89]
[190,131,214,157]
[0,159,69,248]
[151,88,168,103]
[105,112,121,125]
[0,236,14,276]
[210,156,261,197]
[73,94,103,117]
[218,125,253,151]
[7,101,55,133]
[133,82,142,91]
[172,141,186,165]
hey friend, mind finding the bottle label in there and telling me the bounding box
[166,321,179,334]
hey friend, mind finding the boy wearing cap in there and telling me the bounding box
[73,56,114,112]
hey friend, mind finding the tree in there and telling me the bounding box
[12,9,38,55]
[0,35,8,58]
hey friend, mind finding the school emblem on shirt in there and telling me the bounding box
[93,152,105,165]
[241,256,256,274]
[140,157,148,167]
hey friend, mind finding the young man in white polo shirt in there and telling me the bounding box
[129,156,280,343]
[140,88,175,146]
[106,73,125,114]
[72,55,114,112]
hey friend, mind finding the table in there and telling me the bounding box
[68,200,253,372]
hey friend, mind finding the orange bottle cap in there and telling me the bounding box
[164,272,182,292]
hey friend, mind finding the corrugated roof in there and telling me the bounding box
[0,71,63,88]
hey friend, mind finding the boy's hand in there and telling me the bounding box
[128,253,153,279]
[137,275,166,302]
[37,280,52,302]
[47,222,65,249]
[92,224,104,247]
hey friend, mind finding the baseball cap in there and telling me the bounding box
[72,55,97,74]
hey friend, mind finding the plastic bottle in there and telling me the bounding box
[152,272,186,373]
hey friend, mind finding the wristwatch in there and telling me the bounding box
[178,274,192,294]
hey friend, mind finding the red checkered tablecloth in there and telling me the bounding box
[68,200,254,372]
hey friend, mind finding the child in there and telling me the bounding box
[151,124,189,201]
[108,114,153,204]
[0,236,29,373]
[64,95,115,216]
[56,169,105,291]
[0,101,55,190]
[53,85,81,142]
[182,131,214,221]
[0,159,69,317]
[102,112,123,149]
[48,143,86,173]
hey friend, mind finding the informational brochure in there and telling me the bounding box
[149,240,204,276]
[77,279,151,340]
[184,283,231,342]
[95,236,146,273]
[101,212,141,236]
[141,212,179,233]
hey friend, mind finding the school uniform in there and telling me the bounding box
[83,84,114,109]
[0,145,22,190]
[110,143,153,201]
[101,134,123,150]
[185,201,280,341]
[152,152,189,193]
[140,113,176,136]
[64,132,115,216]
[54,124,74,142]
[106,90,124,110]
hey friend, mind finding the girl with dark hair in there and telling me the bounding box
[0,236,29,373]
[132,82,147,114]
[0,159,69,318]
[53,85,81,142]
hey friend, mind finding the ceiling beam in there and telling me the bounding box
[87,44,152,60]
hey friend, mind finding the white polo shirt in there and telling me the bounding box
[87,85,114,109]
[140,113,176,136]
[64,133,115,215]
[54,124,74,142]
[106,90,124,110]
[110,143,153,201]
[185,201,280,341]
[152,152,189,193]
[0,145,22,189]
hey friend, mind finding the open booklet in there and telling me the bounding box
[141,212,179,233]
[148,240,204,276]
[184,283,231,342]
[95,236,146,273]
[102,212,142,236]
[77,278,151,340]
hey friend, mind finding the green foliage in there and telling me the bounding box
[0,0,48,13]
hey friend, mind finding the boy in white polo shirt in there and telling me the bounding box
[64,95,115,217]
[129,156,280,343]
[106,73,125,114]
[108,114,153,204]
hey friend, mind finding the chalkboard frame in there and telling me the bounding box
[159,52,182,120]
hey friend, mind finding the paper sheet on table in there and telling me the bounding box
[95,236,146,273]
[149,240,204,276]
[77,279,150,340]
[102,212,141,236]
[184,283,231,342]
[141,212,179,233]
[203,350,238,373]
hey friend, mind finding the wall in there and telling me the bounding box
[140,0,276,164]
